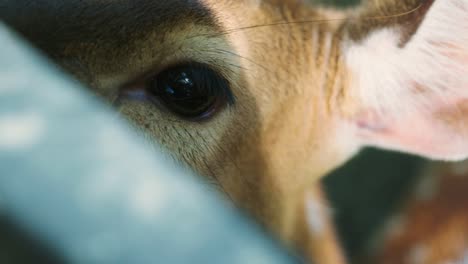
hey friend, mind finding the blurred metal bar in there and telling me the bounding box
[0,24,301,264]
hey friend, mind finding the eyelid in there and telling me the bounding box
[121,61,236,102]
[116,61,235,122]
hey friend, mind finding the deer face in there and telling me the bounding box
[2,0,467,262]
[3,0,358,240]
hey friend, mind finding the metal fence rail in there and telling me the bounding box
[0,24,301,264]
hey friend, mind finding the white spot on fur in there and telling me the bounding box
[451,162,468,177]
[0,113,45,149]
[415,173,439,201]
[384,214,406,239]
[407,244,428,264]
[365,213,407,258]
[306,196,326,235]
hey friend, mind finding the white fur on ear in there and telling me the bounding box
[343,0,468,160]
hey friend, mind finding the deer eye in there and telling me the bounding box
[146,63,234,120]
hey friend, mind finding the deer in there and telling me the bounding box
[1,0,467,263]
[364,161,468,264]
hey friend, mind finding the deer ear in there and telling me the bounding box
[345,0,468,161]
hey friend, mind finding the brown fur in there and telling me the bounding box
[365,162,468,264]
[1,0,449,263]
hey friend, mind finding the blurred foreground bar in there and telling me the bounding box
[0,24,300,264]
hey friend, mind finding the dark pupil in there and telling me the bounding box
[150,67,217,118]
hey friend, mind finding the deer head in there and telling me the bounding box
[2,0,467,262]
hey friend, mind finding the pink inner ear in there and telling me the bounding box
[344,0,468,161]
[356,99,468,161]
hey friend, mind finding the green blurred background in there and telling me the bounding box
[324,150,423,261]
